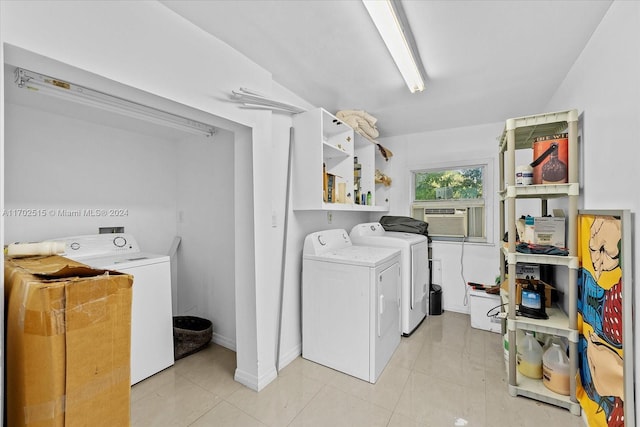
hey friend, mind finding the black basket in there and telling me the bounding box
[173,316,213,360]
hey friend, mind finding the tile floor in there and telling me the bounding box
[131,311,586,426]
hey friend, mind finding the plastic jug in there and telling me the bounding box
[542,343,570,395]
[503,329,526,369]
[542,334,568,353]
[517,331,543,379]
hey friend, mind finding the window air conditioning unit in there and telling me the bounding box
[423,207,468,237]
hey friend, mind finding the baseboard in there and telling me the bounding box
[234,365,278,392]
[212,332,236,351]
[277,344,301,372]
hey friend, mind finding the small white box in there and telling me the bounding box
[469,289,502,333]
[533,217,565,247]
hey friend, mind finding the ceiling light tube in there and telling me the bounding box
[363,0,426,93]
[14,68,216,137]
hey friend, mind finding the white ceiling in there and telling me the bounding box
[161,0,612,137]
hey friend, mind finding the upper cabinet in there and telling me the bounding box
[292,108,389,211]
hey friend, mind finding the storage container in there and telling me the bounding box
[531,133,568,184]
[469,289,501,333]
[173,316,213,360]
[517,331,543,379]
[542,342,570,395]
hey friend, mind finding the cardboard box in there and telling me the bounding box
[469,289,502,333]
[517,216,566,248]
[501,278,555,308]
[5,255,133,427]
[533,217,565,247]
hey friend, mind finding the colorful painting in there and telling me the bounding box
[577,212,631,426]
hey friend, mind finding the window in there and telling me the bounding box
[411,163,489,241]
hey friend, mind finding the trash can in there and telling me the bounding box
[429,285,443,315]
[173,316,213,360]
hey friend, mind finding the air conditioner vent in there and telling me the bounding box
[424,208,458,215]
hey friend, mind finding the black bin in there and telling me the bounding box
[429,285,443,315]
[173,316,213,360]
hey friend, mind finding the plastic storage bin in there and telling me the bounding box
[469,289,501,333]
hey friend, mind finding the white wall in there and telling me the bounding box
[175,129,237,349]
[541,0,640,419]
[376,122,503,314]
[3,103,179,252]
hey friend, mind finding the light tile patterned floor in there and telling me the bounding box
[131,311,587,426]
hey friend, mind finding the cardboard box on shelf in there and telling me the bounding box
[517,216,566,248]
[4,255,133,427]
[533,217,566,247]
[501,278,555,308]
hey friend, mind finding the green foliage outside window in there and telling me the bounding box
[414,167,483,201]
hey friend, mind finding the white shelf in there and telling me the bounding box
[501,290,577,341]
[499,109,580,416]
[501,247,577,267]
[499,109,578,151]
[499,183,577,200]
[302,202,388,212]
[293,108,390,212]
[509,372,581,416]
[323,141,350,159]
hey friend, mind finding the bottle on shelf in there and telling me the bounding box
[366,191,372,206]
[354,157,361,204]
[542,342,570,395]
[517,331,543,379]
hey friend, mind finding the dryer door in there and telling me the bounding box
[374,261,401,382]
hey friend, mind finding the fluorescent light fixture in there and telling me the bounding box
[363,0,426,93]
[14,68,216,137]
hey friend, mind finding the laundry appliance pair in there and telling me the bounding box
[301,223,429,383]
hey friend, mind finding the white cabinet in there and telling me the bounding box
[498,109,581,415]
[292,108,389,211]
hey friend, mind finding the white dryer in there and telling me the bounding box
[350,222,429,336]
[302,229,401,383]
[54,233,174,385]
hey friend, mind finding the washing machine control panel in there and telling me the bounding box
[303,229,351,255]
[53,233,140,259]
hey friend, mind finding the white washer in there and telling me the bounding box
[54,233,174,385]
[350,222,429,336]
[302,228,401,383]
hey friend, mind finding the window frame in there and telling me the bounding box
[409,158,494,243]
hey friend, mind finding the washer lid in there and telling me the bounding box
[304,245,400,267]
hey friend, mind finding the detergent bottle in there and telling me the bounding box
[542,342,570,395]
[517,331,543,379]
